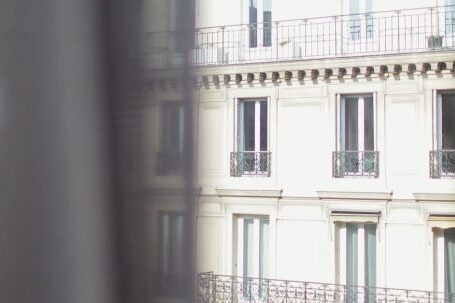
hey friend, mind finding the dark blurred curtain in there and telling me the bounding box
[0,0,195,302]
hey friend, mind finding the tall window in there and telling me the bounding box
[249,0,272,48]
[431,91,455,178]
[231,98,270,176]
[169,0,184,51]
[157,212,185,296]
[263,0,272,47]
[340,94,375,152]
[365,0,373,39]
[249,0,258,48]
[446,0,455,34]
[437,92,455,151]
[334,94,378,177]
[433,228,455,300]
[158,101,184,175]
[234,216,269,296]
[336,223,377,302]
[349,0,373,40]
[349,0,361,40]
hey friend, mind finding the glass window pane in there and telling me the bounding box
[260,101,268,151]
[243,219,255,279]
[441,93,455,149]
[160,214,170,273]
[259,219,269,279]
[364,224,376,289]
[446,0,455,33]
[249,0,258,47]
[162,102,182,152]
[344,97,359,151]
[445,228,455,295]
[346,223,359,287]
[263,0,272,47]
[364,96,375,151]
[243,101,256,151]
[349,0,360,40]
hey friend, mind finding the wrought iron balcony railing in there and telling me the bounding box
[333,151,379,178]
[430,150,455,178]
[144,5,455,67]
[230,151,271,177]
[156,151,183,176]
[197,272,455,303]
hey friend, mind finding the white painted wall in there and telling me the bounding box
[141,0,455,295]
[194,0,438,29]
[193,54,455,292]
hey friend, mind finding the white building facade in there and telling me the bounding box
[144,0,455,301]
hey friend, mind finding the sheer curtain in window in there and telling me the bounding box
[445,228,455,300]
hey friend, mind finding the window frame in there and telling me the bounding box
[335,221,379,293]
[348,0,374,41]
[233,215,270,280]
[156,211,186,297]
[246,0,273,48]
[333,93,379,178]
[433,90,455,150]
[231,97,271,177]
[161,101,184,152]
[234,97,270,153]
[336,93,377,152]
[157,101,184,176]
[431,90,455,178]
[433,227,455,297]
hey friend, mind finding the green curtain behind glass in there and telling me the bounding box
[364,224,376,303]
[346,223,359,303]
[445,228,455,302]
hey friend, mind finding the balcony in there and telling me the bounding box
[230,152,271,177]
[333,151,379,178]
[197,272,455,303]
[145,5,455,68]
[430,150,455,178]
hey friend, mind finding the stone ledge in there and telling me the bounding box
[317,191,392,200]
[414,193,455,202]
[215,188,283,198]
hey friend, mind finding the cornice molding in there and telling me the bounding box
[317,191,392,200]
[414,193,455,202]
[215,188,283,198]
